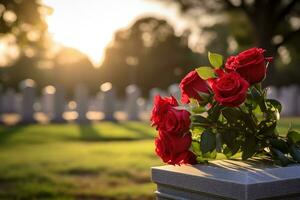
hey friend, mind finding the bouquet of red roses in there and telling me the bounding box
[151,48,300,166]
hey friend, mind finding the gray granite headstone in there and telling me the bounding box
[74,84,89,123]
[95,91,103,112]
[52,84,66,123]
[266,86,279,100]
[2,88,17,113]
[100,82,116,121]
[19,79,36,123]
[168,83,181,102]
[125,84,141,121]
[152,159,300,200]
[42,85,55,116]
[279,85,299,116]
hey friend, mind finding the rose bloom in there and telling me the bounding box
[179,70,210,104]
[225,48,270,84]
[151,95,190,136]
[155,132,196,165]
[212,72,249,107]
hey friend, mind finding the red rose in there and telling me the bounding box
[225,48,269,84]
[212,72,249,107]
[151,95,190,136]
[179,70,210,104]
[155,132,196,165]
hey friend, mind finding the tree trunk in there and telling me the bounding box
[248,0,278,86]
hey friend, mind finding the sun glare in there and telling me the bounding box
[43,0,185,67]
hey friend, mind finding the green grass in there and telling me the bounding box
[0,118,299,200]
[0,122,160,200]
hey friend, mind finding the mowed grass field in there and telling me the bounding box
[0,118,299,200]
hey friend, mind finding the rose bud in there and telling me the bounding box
[179,70,210,104]
[225,48,271,84]
[211,72,249,107]
[151,95,190,136]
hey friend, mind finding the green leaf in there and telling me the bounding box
[269,138,289,153]
[202,149,217,159]
[190,114,211,128]
[270,148,291,166]
[221,130,240,158]
[241,135,257,160]
[287,129,300,144]
[207,103,222,121]
[266,99,282,113]
[208,52,223,68]
[289,145,300,162]
[191,140,201,156]
[221,107,242,123]
[189,99,206,114]
[258,120,277,137]
[200,130,216,153]
[249,86,267,112]
[196,66,216,80]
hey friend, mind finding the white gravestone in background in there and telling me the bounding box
[42,86,55,116]
[2,88,17,113]
[20,79,36,123]
[101,82,116,121]
[52,84,66,123]
[279,85,299,116]
[75,84,89,123]
[168,83,181,102]
[125,84,141,120]
[266,86,279,100]
[95,91,103,112]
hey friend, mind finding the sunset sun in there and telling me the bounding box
[43,0,183,67]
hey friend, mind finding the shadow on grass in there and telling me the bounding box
[0,125,27,144]
[77,123,140,142]
[77,122,154,142]
[116,122,154,139]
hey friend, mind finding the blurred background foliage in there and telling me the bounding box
[0,0,299,97]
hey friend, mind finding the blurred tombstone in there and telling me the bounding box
[279,85,299,116]
[42,85,55,116]
[168,83,181,102]
[101,82,116,121]
[19,79,37,123]
[74,84,89,123]
[52,84,66,123]
[15,93,22,115]
[125,84,141,120]
[95,91,103,112]
[2,88,17,113]
[266,86,279,100]
[137,97,147,113]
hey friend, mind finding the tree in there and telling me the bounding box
[0,0,51,66]
[99,17,203,96]
[155,0,300,85]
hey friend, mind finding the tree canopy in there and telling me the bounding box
[155,0,300,85]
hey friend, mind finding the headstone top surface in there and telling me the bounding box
[152,158,300,185]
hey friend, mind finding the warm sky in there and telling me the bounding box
[43,0,187,67]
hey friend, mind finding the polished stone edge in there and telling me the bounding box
[151,163,300,200]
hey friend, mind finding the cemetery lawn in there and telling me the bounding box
[0,118,299,200]
[0,122,160,200]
